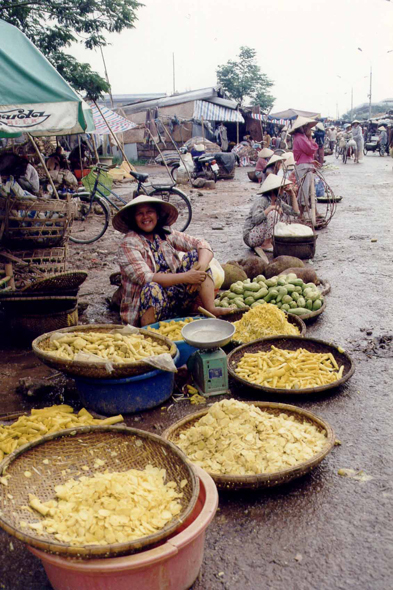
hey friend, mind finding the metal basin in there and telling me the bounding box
[181,319,235,349]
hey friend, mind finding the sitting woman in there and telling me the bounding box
[243,174,299,253]
[255,147,273,183]
[114,196,234,326]
[263,154,285,178]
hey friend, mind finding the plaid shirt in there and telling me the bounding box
[118,229,212,326]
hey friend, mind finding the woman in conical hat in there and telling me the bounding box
[113,196,234,326]
[289,116,319,218]
[254,148,274,183]
[243,174,300,253]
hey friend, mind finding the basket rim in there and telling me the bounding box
[162,401,335,489]
[227,335,355,395]
[231,311,306,345]
[32,324,178,371]
[288,300,326,321]
[0,425,199,558]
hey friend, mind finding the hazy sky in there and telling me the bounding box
[69,0,393,117]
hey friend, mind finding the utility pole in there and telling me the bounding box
[172,53,176,95]
[368,66,372,120]
[100,47,114,109]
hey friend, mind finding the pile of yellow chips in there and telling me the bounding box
[28,465,186,546]
[176,399,328,476]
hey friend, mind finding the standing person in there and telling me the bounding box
[113,196,235,326]
[279,126,288,149]
[263,130,271,148]
[289,116,319,220]
[378,126,388,154]
[216,122,229,151]
[255,147,273,183]
[243,174,299,252]
[313,122,325,165]
[328,126,337,151]
[352,121,364,163]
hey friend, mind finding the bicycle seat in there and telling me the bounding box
[130,171,149,183]
[150,184,175,190]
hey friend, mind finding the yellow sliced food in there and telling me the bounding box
[28,466,184,546]
[235,346,344,389]
[43,331,169,363]
[177,399,328,476]
[147,318,194,342]
[233,304,299,343]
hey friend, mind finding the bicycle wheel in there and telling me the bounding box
[69,196,110,244]
[335,144,340,159]
[342,149,347,164]
[148,187,192,232]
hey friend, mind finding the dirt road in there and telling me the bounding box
[0,153,392,589]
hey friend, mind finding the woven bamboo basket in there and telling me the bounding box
[5,300,78,342]
[163,402,335,490]
[0,195,75,248]
[20,271,88,293]
[32,324,178,379]
[227,336,355,396]
[0,426,199,558]
[0,247,68,292]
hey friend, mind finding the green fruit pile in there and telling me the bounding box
[215,273,324,316]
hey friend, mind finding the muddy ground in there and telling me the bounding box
[0,154,392,589]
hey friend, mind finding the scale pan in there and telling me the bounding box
[181,319,235,349]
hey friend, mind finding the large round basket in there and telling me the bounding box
[227,335,355,396]
[162,402,335,490]
[0,426,199,558]
[231,312,306,346]
[32,324,178,379]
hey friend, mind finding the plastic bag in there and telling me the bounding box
[274,222,314,237]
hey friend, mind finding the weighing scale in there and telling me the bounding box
[181,319,235,397]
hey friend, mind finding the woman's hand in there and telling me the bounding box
[312,160,322,168]
[192,261,208,272]
[264,205,282,216]
[183,269,207,285]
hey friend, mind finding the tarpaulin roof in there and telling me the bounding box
[268,108,321,121]
[193,100,244,123]
[88,102,137,135]
[0,19,94,137]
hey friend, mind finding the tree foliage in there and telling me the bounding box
[0,0,143,99]
[217,46,275,111]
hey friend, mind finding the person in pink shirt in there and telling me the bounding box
[289,116,320,218]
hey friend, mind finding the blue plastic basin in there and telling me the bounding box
[73,351,179,415]
[147,317,203,367]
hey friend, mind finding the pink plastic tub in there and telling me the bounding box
[28,466,218,590]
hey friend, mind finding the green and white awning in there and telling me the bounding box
[0,19,95,137]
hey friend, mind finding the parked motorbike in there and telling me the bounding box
[170,147,219,183]
[364,135,386,156]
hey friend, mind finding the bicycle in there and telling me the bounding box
[69,165,192,244]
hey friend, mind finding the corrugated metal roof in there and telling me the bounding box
[121,87,238,115]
